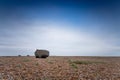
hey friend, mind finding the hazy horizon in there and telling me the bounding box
[0,0,120,56]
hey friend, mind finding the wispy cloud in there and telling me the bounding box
[0,20,119,56]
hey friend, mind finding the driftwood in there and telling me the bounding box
[34,49,49,58]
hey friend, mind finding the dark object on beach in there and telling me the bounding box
[27,55,30,57]
[18,55,21,57]
[34,49,49,58]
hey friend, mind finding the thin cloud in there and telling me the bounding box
[0,21,119,56]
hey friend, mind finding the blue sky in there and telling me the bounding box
[0,0,120,56]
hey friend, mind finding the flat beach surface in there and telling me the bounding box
[0,56,120,80]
